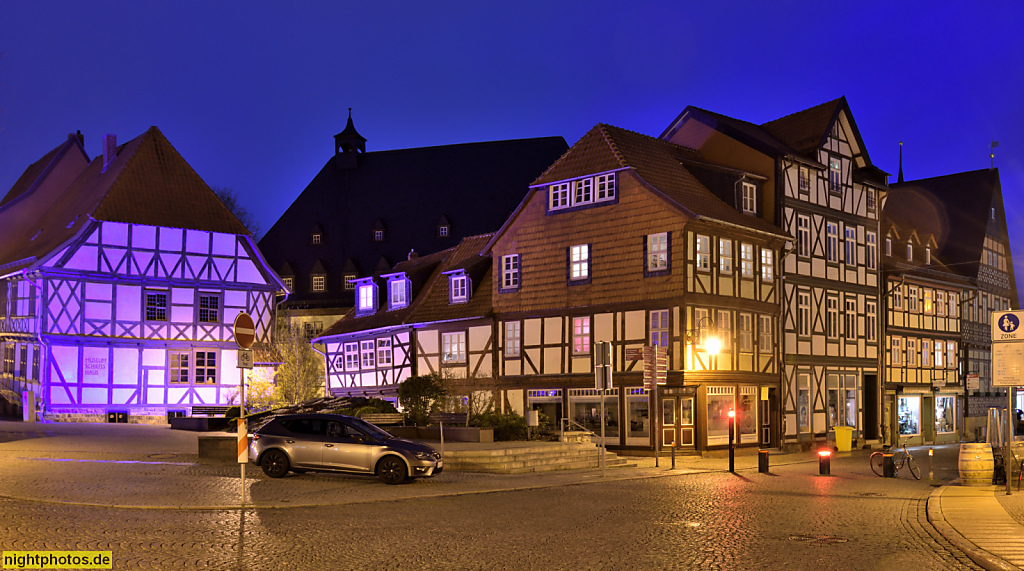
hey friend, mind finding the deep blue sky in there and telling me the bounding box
[2,2,1022,303]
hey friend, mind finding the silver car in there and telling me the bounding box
[249,413,442,484]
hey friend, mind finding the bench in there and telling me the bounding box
[429,412,468,426]
[360,412,406,426]
[191,406,230,416]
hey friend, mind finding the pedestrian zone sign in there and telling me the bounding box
[992,310,1024,387]
[993,310,1024,342]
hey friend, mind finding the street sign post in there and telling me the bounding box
[232,312,256,506]
[233,313,256,350]
[991,310,1024,496]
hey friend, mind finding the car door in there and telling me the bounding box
[281,418,325,468]
[321,420,374,473]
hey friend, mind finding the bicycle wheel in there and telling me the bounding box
[870,451,885,476]
[907,456,921,480]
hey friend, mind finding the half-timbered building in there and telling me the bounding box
[314,234,496,405]
[484,124,789,452]
[888,169,1018,439]
[662,97,888,450]
[0,128,284,422]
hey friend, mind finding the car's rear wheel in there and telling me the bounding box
[261,449,290,478]
[377,456,407,485]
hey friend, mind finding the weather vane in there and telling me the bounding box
[990,140,999,169]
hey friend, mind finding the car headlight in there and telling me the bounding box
[414,450,436,460]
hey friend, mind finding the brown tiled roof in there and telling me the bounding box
[532,124,787,239]
[760,97,845,154]
[1,140,68,207]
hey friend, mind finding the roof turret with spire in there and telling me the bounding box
[334,108,366,170]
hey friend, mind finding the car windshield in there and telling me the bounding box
[348,417,394,439]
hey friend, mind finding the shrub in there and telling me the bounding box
[470,410,528,441]
[398,374,447,426]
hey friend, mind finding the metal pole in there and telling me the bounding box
[1007,392,1013,495]
[728,414,735,473]
[654,385,660,468]
[600,385,606,478]
[240,367,246,507]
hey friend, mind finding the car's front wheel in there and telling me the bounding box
[260,449,290,478]
[376,456,408,485]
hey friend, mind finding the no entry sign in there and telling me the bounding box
[233,312,256,349]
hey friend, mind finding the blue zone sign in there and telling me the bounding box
[993,311,1024,342]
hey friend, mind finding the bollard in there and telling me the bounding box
[671,443,676,470]
[818,450,831,475]
[928,448,933,480]
[728,410,736,473]
[883,452,895,477]
[758,449,769,474]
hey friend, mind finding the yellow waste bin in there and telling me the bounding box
[833,426,853,452]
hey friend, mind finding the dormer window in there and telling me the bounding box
[907,243,913,261]
[282,277,293,291]
[741,182,757,214]
[446,270,469,304]
[374,229,384,242]
[925,247,931,265]
[437,215,451,238]
[438,225,449,237]
[312,275,325,292]
[312,233,321,244]
[382,272,410,310]
[352,278,378,316]
[344,273,356,291]
[549,172,616,212]
[886,238,892,256]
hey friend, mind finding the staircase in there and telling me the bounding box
[442,441,636,474]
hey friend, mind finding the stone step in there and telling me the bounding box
[445,446,633,474]
[444,445,602,461]
[448,455,635,474]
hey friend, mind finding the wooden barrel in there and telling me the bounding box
[959,443,994,486]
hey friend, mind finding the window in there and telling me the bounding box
[947,341,956,370]
[504,321,521,358]
[925,247,931,265]
[741,182,757,214]
[357,283,376,312]
[169,351,190,384]
[377,338,392,367]
[761,248,773,281]
[894,286,904,310]
[921,340,931,368]
[194,351,217,384]
[717,310,732,350]
[442,332,467,363]
[866,189,876,212]
[908,286,918,312]
[826,296,839,339]
[198,294,219,323]
[866,302,877,342]
[171,350,217,384]
[934,340,943,368]
[936,395,955,434]
[739,313,753,352]
[719,239,733,274]
[798,166,810,193]
[374,229,384,242]
[936,291,947,316]
[596,174,616,201]
[892,338,902,365]
[740,243,754,277]
[282,277,293,291]
[389,279,407,309]
[549,183,569,209]
[438,225,449,237]
[758,315,772,352]
[648,233,669,273]
[923,289,933,314]
[344,343,358,370]
[797,215,811,257]
[826,222,839,262]
[449,274,469,303]
[948,293,958,318]
[569,245,589,281]
[650,310,669,348]
[696,235,711,271]
[573,178,593,204]
[907,339,917,366]
[344,274,356,291]
[501,254,520,290]
[885,238,892,256]
[312,275,325,292]
[898,396,920,435]
[866,231,877,270]
[906,243,913,261]
[145,291,167,321]
[845,298,857,338]
[829,157,841,193]
[572,317,591,354]
[798,291,811,337]
[845,227,856,266]
[693,308,710,347]
[360,340,376,368]
[797,374,810,433]
[312,233,321,244]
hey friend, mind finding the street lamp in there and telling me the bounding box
[686,317,721,356]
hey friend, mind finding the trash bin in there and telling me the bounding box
[833,426,853,452]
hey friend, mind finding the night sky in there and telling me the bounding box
[2,2,1022,303]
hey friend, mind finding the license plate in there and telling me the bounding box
[437,460,443,468]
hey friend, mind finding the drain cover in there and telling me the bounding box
[789,534,849,544]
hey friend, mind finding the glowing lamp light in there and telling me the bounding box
[705,336,722,356]
[818,450,832,458]
[727,410,735,418]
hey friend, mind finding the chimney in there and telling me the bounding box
[408,249,418,260]
[102,134,117,173]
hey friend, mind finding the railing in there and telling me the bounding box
[560,418,596,439]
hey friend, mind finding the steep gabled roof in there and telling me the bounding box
[527,124,787,239]
[0,127,250,273]
[315,234,494,339]
[661,106,807,163]
[760,97,846,155]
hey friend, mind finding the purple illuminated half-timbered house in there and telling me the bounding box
[0,128,285,422]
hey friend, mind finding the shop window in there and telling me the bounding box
[568,388,618,445]
[936,396,955,434]
[827,374,857,429]
[625,388,650,446]
[706,386,735,445]
[898,396,921,435]
[797,373,810,433]
[738,387,758,441]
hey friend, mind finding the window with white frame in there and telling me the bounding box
[312,233,321,244]
[198,294,220,323]
[947,341,956,369]
[360,340,376,368]
[948,293,958,318]
[570,244,589,281]
[501,254,520,290]
[694,308,710,347]
[892,338,902,365]
[719,239,733,274]
[739,313,753,352]
[826,296,839,339]
[312,275,325,292]
[798,291,811,337]
[450,274,468,303]
[596,173,616,200]
[377,338,392,367]
[194,351,217,384]
[169,351,190,384]
[921,339,931,368]
[894,285,904,310]
[829,157,841,193]
[282,277,293,291]
[438,224,449,237]
[145,290,168,321]
[845,226,856,266]
[866,188,876,212]
[573,178,593,204]
[504,321,521,358]
[650,310,669,347]
[741,182,757,214]
[797,215,811,257]
[934,340,943,368]
[740,243,754,277]
[389,278,407,309]
[885,238,892,256]
[170,350,218,384]
[923,289,933,314]
[344,343,359,370]
[826,222,839,262]
[344,273,356,291]
[758,315,772,352]
[442,332,467,363]
[696,235,711,271]
[357,283,376,312]
[572,317,591,354]
[374,229,384,242]
[549,173,617,211]
[866,301,877,342]
[798,166,810,193]
[845,298,857,338]
[908,286,918,312]
[648,233,669,273]
[936,291,946,316]
[866,231,877,270]
[907,338,917,366]
[761,248,773,281]
[717,310,732,350]
[906,243,913,261]
[549,182,569,209]
[925,247,931,265]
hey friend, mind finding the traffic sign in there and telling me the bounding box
[625,348,644,361]
[993,310,1024,342]
[233,313,256,349]
[237,349,253,369]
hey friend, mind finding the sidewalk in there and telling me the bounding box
[929,485,1024,571]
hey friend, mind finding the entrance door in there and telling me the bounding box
[864,374,879,440]
[662,398,676,447]
[679,397,695,448]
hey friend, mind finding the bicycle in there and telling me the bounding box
[870,437,921,479]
